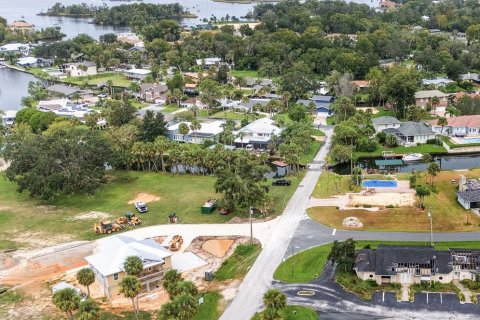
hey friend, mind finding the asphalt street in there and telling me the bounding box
[219,130,334,320]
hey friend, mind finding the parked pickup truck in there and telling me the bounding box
[135,201,148,213]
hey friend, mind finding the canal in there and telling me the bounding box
[0,67,37,111]
[332,153,480,175]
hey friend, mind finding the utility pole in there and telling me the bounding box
[249,206,253,245]
[428,212,433,247]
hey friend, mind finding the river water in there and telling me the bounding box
[332,153,480,175]
[0,67,37,111]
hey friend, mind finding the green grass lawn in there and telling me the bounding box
[299,140,321,165]
[273,112,293,125]
[64,73,132,88]
[131,100,149,109]
[193,292,222,320]
[312,171,360,198]
[252,305,317,320]
[353,143,446,159]
[209,110,265,121]
[215,244,261,281]
[0,170,299,244]
[231,69,259,78]
[161,103,180,113]
[371,107,396,118]
[274,241,480,283]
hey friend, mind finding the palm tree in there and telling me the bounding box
[174,293,198,320]
[431,96,440,114]
[437,117,448,135]
[234,76,246,89]
[120,275,141,318]
[129,82,141,100]
[170,88,183,108]
[76,268,95,297]
[427,162,440,186]
[124,256,144,276]
[189,119,202,141]
[106,79,114,96]
[280,91,292,109]
[262,289,286,311]
[163,269,183,296]
[178,123,190,142]
[52,288,81,320]
[237,131,247,148]
[71,92,82,103]
[77,298,100,320]
[154,136,170,172]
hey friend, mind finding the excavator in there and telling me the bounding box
[94,221,122,234]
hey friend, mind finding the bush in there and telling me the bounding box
[357,137,378,152]
[376,131,386,144]
[386,204,395,208]
[426,139,437,144]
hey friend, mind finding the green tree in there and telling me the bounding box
[76,268,95,297]
[124,256,144,276]
[140,110,168,142]
[52,288,80,320]
[199,78,222,114]
[437,117,448,135]
[287,104,307,122]
[103,99,137,127]
[178,122,190,138]
[328,238,356,272]
[163,269,183,297]
[427,162,440,186]
[385,134,398,147]
[262,289,286,311]
[76,298,100,320]
[466,24,480,44]
[279,61,316,100]
[120,276,141,318]
[415,185,430,209]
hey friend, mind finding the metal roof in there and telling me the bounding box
[375,159,403,166]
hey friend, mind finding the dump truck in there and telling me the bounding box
[94,221,122,234]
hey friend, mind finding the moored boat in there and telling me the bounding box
[402,153,423,162]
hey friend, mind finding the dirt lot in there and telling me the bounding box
[348,192,415,207]
[127,193,161,204]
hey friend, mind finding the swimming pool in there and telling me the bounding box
[362,180,398,188]
[461,138,480,144]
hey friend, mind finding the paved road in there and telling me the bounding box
[220,130,334,320]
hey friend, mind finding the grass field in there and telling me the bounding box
[300,141,322,165]
[274,241,480,284]
[312,171,360,198]
[193,292,222,320]
[64,73,132,88]
[0,170,302,245]
[215,244,261,281]
[161,104,181,113]
[252,305,317,320]
[231,69,259,78]
[309,169,480,232]
[353,143,447,159]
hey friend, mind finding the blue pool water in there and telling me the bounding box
[362,180,398,188]
[461,138,480,144]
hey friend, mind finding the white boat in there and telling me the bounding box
[402,153,423,162]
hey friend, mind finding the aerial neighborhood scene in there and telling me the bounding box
[2,0,480,319]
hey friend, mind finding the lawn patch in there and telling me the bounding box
[193,292,222,320]
[215,244,261,281]
[231,69,259,78]
[252,305,317,320]
[312,171,359,198]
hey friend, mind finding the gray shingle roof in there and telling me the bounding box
[397,122,435,136]
[457,190,480,203]
[47,84,80,96]
[372,116,401,126]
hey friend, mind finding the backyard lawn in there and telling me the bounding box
[312,171,360,198]
[209,110,264,121]
[193,292,222,320]
[161,104,180,113]
[231,69,259,78]
[0,170,302,245]
[274,241,480,284]
[353,143,447,159]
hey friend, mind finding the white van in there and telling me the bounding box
[246,144,254,151]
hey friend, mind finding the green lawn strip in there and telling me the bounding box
[326,116,335,125]
[274,241,480,284]
[273,113,293,125]
[193,291,222,320]
[231,69,259,78]
[460,279,480,303]
[310,128,325,136]
[214,244,261,281]
[312,171,359,198]
[252,305,317,320]
[0,240,22,252]
[161,104,180,113]
[0,288,24,318]
[63,73,132,88]
[271,172,305,214]
[209,111,265,121]
[300,140,322,165]
[353,143,446,159]
[371,107,396,118]
[99,311,151,320]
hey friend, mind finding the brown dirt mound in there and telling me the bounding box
[202,239,234,258]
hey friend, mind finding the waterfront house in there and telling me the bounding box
[414,90,450,108]
[61,61,97,77]
[167,120,225,144]
[0,43,30,56]
[382,121,436,145]
[422,77,454,88]
[16,57,39,68]
[140,83,169,103]
[46,84,81,98]
[9,21,34,32]
[85,235,172,298]
[1,110,17,127]
[296,95,334,115]
[372,116,402,132]
[38,99,96,120]
[427,115,480,137]
[125,68,151,81]
[233,118,283,149]
[355,245,479,285]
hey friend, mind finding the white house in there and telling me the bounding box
[422,77,454,88]
[233,118,282,149]
[372,116,402,132]
[395,122,436,145]
[2,110,17,127]
[125,68,151,80]
[427,115,480,137]
[38,99,96,120]
[0,43,30,55]
[62,61,97,77]
[195,57,222,67]
[167,120,225,144]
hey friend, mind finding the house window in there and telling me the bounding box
[113,273,119,280]
[439,276,443,280]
